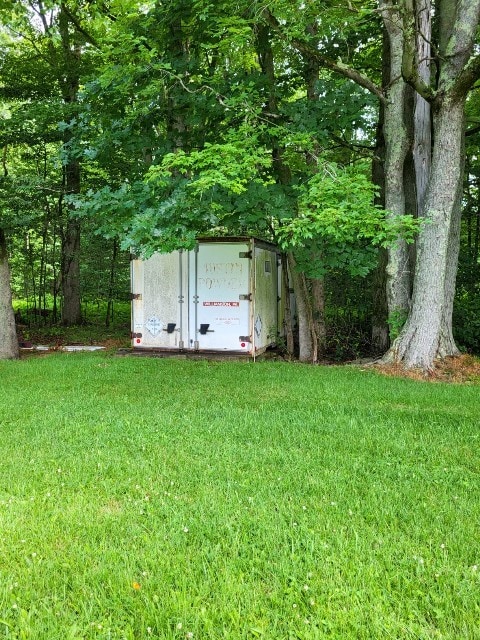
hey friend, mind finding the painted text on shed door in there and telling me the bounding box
[191,243,250,350]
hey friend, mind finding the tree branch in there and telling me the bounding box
[61,4,100,49]
[387,0,435,102]
[466,123,480,137]
[453,54,480,101]
[262,9,385,104]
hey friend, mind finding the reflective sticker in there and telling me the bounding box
[146,316,163,336]
[255,315,263,337]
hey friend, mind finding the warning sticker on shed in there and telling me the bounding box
[203,301,240,307]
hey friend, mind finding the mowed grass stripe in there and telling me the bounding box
[0,354,478,639]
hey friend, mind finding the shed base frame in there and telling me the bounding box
[117,347,263,360]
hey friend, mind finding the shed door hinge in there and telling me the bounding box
[130,293,142,300]
[239,293,252,301]
[239,251,252,259]
[239,336,251,343]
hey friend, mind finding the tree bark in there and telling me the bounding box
[287,252,317,363]
[311,277,326,357]
[390,98,465,368]
[0,229,19,360]
[105,238,118,328]
[59,3,82,325]
[254,23,317,361]
[384,0,480,369]
[371,30,389,353]
[412,0,431,215]
[281,257,295,356]
[438,121,463,358]
[380,2,413,325]
[61,216,81,325]
[303,25,327,360]
[372,248,389,354]
[60,156,81,325]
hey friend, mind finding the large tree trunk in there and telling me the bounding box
[0,229,19,360]
[438,132,463,358]
[390,99,464,368]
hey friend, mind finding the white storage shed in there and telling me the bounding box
[130,237,286,354]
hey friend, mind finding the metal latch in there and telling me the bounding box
[239,336,251,343]
[239,251,252,259]
[239,293,252,301]
[131,332,143,338]
[199,324,214,335]
[130,293,142,300]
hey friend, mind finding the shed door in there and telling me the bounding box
[190,242,251,351]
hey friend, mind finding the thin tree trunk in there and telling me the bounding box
[27,232,37,321]
[105,239,118,328]
[407,0,432,288]
[281,256,295,356]
[0,229,19,360]
[381,2,413,328]
[303,27,327,360]
[254,23,317,361]
[413,0,432,215]
[287,252,317,363]
[61,201,81,325]
[475,184,480,273]
[52,197,60,323]
[372,248,389,354]
[371,31,389,353]
[310,277,326,357]
[59,4,82,326]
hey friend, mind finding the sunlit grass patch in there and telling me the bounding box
[0,355,479,639]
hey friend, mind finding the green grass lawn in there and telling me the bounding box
[0,355,478,639]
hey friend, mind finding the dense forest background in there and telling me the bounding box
[1,0,479,362]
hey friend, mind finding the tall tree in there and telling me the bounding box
[386,0,480,368]
[57,2,83,325]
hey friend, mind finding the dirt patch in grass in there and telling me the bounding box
[372,354,480,384]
